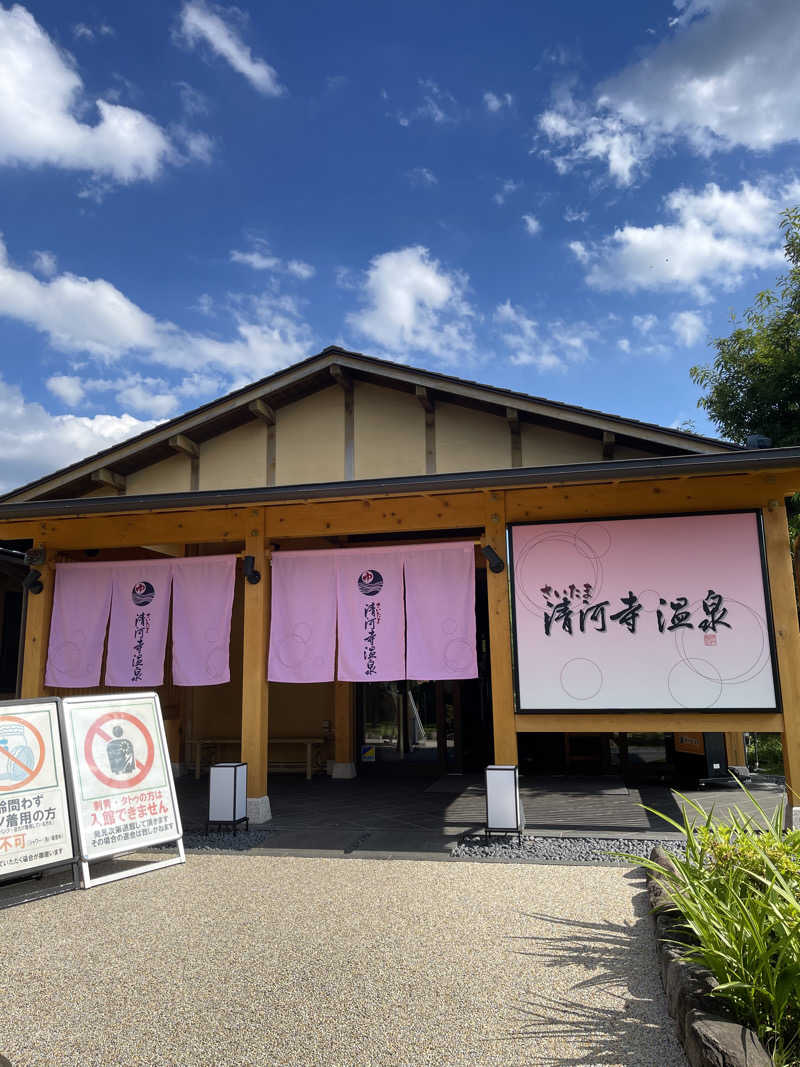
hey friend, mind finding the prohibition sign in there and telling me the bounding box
[84,711,155,789]
[0,714,46,792]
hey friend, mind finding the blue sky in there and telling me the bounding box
[1,0,798,491]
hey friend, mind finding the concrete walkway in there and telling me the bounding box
[0,854,685,1067]
[178,774,785,859]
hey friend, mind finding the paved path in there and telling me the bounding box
[1,854,685,1067]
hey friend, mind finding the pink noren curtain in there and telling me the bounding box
[171,555,236,686]
[105,560,173,687]
[268,552,337,683]
[404,543,478,680]
[45,563,113,688]
[336,548,406,682]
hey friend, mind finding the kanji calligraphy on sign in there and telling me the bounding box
[510,512,778,712]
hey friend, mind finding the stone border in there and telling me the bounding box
[646,846,773,1067]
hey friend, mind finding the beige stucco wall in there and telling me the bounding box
[354,382,426,479]
[436,402,511,473]
[521,424,600,466]
[276,386,345,485]
[199,420,267,490]
[126,453,191,495]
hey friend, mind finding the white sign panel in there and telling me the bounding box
[510,512,777,712]
[61,692,182,861]
[0,701,73,878]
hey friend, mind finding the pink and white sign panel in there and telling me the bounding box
[510,512,777,712]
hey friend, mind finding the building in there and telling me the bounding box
[1,346,799,826]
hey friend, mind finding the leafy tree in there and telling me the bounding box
[690,207,800,447]
[691,208,800,544]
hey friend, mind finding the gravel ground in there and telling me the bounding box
[0,853,685,1067]
[452,834,687,865]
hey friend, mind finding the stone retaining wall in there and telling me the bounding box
[646,846,773,1067]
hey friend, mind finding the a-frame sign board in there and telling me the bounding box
[0,698,80,909]
[60,692,184,889]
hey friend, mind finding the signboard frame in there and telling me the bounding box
[508,509,782,715]
[0,697,80,908]
[60,691,184,888]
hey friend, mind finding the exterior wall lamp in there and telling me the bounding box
[481,545,505,573]
[243,555,261,584]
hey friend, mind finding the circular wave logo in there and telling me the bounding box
[357,569,383,596]
[132,581,156,606]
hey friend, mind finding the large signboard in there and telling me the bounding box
[0,700,75,881]
[61,692,183,870]
[510,512,778,712]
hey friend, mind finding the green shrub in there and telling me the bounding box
[747,733,785,776]
[630,783,800,1065]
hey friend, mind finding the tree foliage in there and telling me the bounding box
[690,207,800,448]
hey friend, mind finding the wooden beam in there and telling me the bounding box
[515,713,784,732]
[334,682,353,764]
[507,408,522,468]
[329,366,354,479]
[248,398,276,425]
[602,431,616,460]
[20,546,55,699]
[506,473,793,524]
[90,468,126,493]
[762,502,800,823]
[168,435,199,492]
[416,388,436,475]
[248,400,277,486]
[485,492,517,765]
[241,518,269,800]
[265,492,485,539]
[168,434,199,458]
[329,364,351,390]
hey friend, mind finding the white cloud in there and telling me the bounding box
[633,313,658,334]
[173,125,214,163]
[407,166,438,187]
[0,377,155,493]
[495,301,562,371]
[494,303,595,371]
[0,5,171,183]
[564,207,589,223]
[484,91,512,113]
[286,260,315,280]
[568,240,590,264]
[230,248,281,271]
[394,81,460,127]
[585,179,798,298]
[537,0,800,184]
[671,309,706,346]
[494,178,522,205]
[522,214,541,236]
[177,2,285,96]
[0,235,315,400]
[46,374,85,406]
[617,337,631,352]
[230,242,315,280]
[32,250,57,278]
[347,246,475,363]
[72,21,114,42]
[177,81,209,117]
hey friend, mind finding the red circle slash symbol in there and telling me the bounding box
[83,711,155,789]
[0,715,46,792]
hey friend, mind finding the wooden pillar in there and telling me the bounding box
[241,514,271,820]
[333,681,356,777]
[485,492,518,766]
[762,503,800,828]
[724,732,747,767]
[20,548,55,699]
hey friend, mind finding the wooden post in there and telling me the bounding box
[333,681,356,777]
[762,503,800,828]
[724,732,747,767]
[20,549,55,699]
[241,514,271,821]
[485,492,518,766]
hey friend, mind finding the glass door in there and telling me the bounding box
[358,680,462,774]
